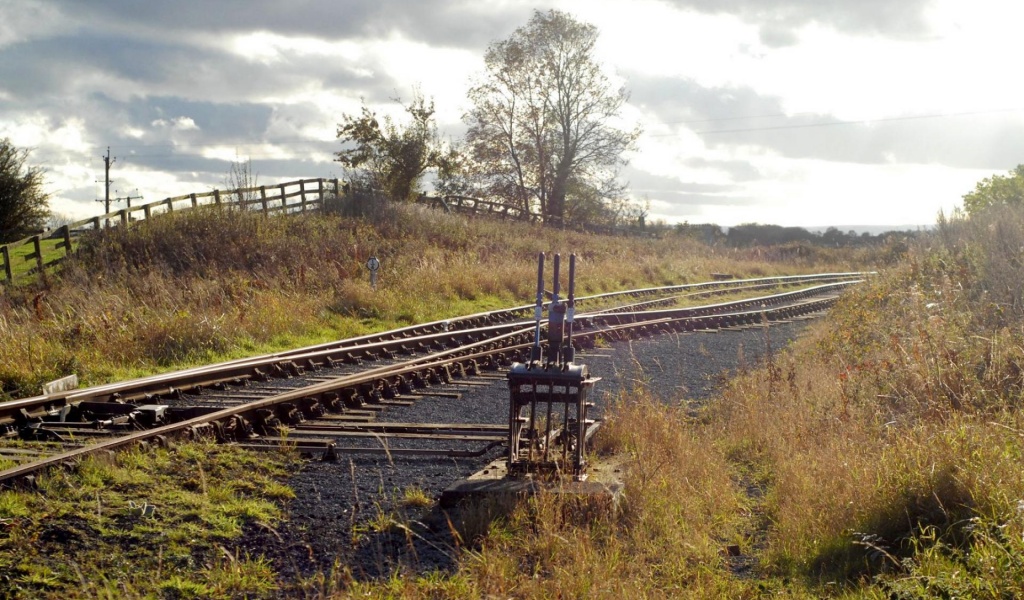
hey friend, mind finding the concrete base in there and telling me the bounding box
[440,455,627,509]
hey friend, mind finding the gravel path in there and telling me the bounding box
[241,320,811,589]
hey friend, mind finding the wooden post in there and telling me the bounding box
[91,216,100,231]
[1,245,11,282]
[317,179,324,209]
[59,225,72,256]
[193,193,201,208]
[278,184,286,212]
[260,186,268,214]
[332,178,340,197]
[166,198,174,212]
[30,235,42,272]
[212,190,220,206]
[119,209,128,228]
[144,204,152,219]
[300,180,307,212]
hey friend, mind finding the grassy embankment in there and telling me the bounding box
[0,202,859,399]
[0,201,903,598]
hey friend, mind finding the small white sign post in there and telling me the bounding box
[366,256,380,289]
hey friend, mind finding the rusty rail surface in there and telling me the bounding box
[0,277,861,487]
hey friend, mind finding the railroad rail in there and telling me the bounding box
[0,273,867,487]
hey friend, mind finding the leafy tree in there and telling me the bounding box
[0,138,49,243]
[962,165,1024,215]
[464,9,640,225]
[335,94,448,202]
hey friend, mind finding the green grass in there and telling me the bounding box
[3,235,78,281]
[0,442,295,599]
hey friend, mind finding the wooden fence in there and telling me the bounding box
[415,194,540,223]
[1,176,646,285]
[0,178,341,284]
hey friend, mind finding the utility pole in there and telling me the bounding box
[96,147,115,225]
[113,190,143,209]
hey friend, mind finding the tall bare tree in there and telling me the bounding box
[0,138,49,243]
[464,10,640,224]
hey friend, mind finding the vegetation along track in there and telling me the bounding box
[0,272,867,487]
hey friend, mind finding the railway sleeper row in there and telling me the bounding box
[0,289,845,488]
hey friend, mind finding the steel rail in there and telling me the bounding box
[0,279,860,425]
[0,288,845,486]
[6,272,867,406]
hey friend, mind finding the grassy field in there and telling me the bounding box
[2,235,78,282]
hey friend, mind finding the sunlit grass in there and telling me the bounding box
[0,203,861,399]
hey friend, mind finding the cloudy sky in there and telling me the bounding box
[1,0,1021,228]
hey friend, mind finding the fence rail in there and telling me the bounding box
[1,177,633,285]
[417,194,540,223]
[0,178,342,284]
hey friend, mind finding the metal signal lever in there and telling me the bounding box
[546,254,566,365]
[530,252,544,363]
[563,253,576,364]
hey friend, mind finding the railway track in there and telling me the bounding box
[0,273,867,487]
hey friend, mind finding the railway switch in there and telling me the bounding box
[507,253,600,481]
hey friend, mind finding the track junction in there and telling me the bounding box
[0,271,869,489]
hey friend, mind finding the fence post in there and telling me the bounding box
[332,178,340,197]
[279,184,287,212]
[166,198,174,212]
[144,204,152,220]
[119,209,129,228]
[300,180,307,212]
[317,179,324,209]
[195,192,202,208]
[59,225,72,257]
[91,216,100,231]
[1,245,10,282]
[260,186,268,215]
[30,235,42,273]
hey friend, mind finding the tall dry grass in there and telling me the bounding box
[0,203,854,399]
[336,205,1024,597]
[703,205,1024,594]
